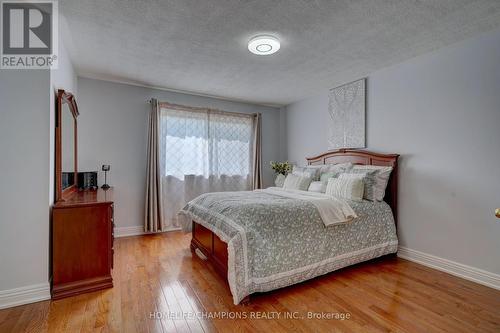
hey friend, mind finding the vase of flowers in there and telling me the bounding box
[270,161,292,187]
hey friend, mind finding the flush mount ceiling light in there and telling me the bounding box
[248,35,280,55]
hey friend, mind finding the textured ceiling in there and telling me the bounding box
[61,0,500,106]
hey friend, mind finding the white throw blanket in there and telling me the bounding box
[257,187,358,226]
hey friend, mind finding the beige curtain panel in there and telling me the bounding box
[146,100,262,231]
[144,98,164,233]
[252,113,262,189]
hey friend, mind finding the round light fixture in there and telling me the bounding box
[248,35,280,55]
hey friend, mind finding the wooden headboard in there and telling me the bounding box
[306,149,399,226]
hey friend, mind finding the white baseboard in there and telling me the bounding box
[115,226,144,237]
[0,283,50,310]
[398,246,500,290]
[115,225,181,238]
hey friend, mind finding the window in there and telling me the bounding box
[160,107,253,180]
[159,104,257,227]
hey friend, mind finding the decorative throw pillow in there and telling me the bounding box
[319,172,337,182]
[320,162,353,173]
[283,174,313,191]
[339,170,378,201]
[325,177,364,201]
[274,174,286,187]
[351,165,393,201]
[292,165,321,180]
[319,162,353,177]
[308,181,327,193]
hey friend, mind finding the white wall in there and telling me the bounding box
[0,70,51,300]
[77,77,283,229]
[286,28,500,275]
[0,31,76,308]
[51,38,78,102]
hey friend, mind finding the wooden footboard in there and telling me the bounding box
[190,221,228,281]
[191,221,253,304]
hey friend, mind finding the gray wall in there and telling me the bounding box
[286,28,500,275]
[0,70,51,292]
[0,35,78,301]
[77,77,283,229]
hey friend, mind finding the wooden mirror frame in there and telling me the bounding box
[55,89,79,203]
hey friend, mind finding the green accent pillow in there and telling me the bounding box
[320,172,337,182]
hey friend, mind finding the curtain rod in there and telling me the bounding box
[146,99,260,117]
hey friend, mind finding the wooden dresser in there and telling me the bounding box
[51,188,114,299]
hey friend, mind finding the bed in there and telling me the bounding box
[181,149,399,304]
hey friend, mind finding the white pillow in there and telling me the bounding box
[283,174,312,191]
[308,181,327,193]
[325,177,364,201]
[350,165,393,201]
[292,165,321,180]
[338,172,374,201]
[292,163,353,182]
[274,174,286,187]
[319,162,353,175]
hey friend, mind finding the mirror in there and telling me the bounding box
[61,102,75,190]
[55,89,79,203]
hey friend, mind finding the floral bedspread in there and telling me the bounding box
[180,188,398,304]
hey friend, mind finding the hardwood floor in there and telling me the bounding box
[1,231,499,333]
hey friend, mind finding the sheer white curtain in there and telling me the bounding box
[159,103,255,228]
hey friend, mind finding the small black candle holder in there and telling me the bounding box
[101,164,111,189]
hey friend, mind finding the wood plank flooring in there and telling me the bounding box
[1,231,499,333]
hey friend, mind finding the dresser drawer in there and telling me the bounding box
[110,203,114,269]
[52,200,114,299]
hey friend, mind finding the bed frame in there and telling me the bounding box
[190,149,399,292]
[306,149,399,225]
